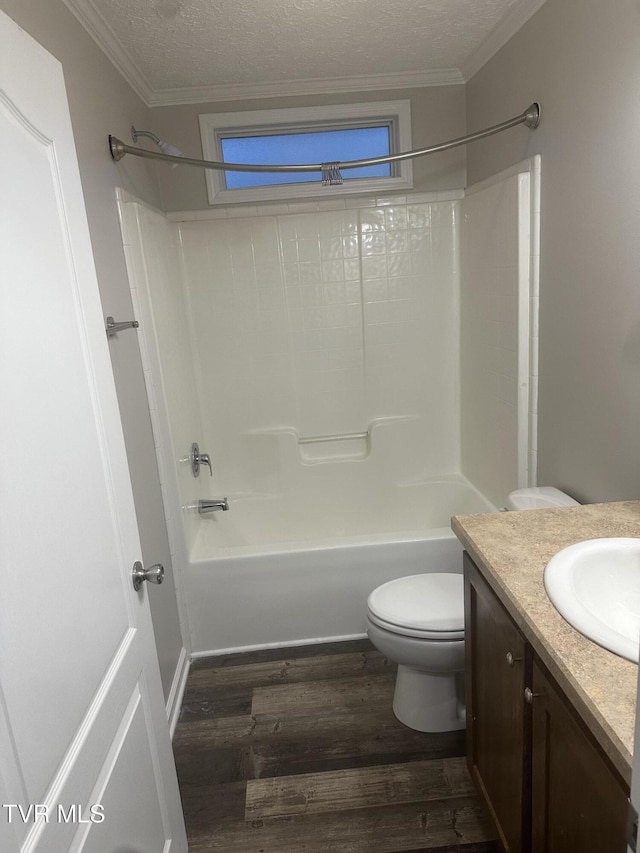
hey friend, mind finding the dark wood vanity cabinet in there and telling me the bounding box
[463,551,629,853]
[464,551,531,853]
[530,659,628,853]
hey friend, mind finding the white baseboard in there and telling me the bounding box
[189,632,368,661]
[166,647,190,739]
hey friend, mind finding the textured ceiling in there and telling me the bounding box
[64,0,545,103]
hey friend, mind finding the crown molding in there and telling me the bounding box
[61,0,539,107]
[462,0,548,81]
[147,69,464,107]
[60,0,463,107]
[61,0,154,105]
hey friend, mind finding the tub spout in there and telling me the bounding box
[198,498,229,514]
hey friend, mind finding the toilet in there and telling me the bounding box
[366,486,579,732]
[504,486,579,511]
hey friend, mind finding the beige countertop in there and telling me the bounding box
[451,500,640,786]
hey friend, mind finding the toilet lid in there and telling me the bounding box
[367,573,464,634]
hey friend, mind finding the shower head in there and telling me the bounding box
[156,139,183,158]
[131,126,183,160]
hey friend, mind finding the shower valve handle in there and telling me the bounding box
[190,442,212,477]
[199,453,213,476]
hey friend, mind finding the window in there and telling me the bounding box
[199,101,413,204]
[221,126,391,188]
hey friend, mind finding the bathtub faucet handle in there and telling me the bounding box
[199,452,213,476]
[190,442,212,477]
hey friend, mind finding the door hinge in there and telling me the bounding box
[627,799,638,852]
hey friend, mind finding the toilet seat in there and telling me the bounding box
[367,611,464,640]
[367,573,464,641]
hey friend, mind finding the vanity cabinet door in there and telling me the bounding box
[530,659,628,853]
[464,552,531,853]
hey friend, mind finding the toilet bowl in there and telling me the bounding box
[366,486,579,732]
[366,573,465,732]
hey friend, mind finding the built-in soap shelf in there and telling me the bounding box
[297,430,369,445]
[297,429,370,462]
[244,416,419,466]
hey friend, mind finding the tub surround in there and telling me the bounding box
[117,166,535,657]
[452,500,640,784]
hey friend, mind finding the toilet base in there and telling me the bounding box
[393,665,466,732]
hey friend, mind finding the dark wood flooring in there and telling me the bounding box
[173,639,499,853]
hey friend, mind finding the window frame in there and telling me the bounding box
[198,100,413,205]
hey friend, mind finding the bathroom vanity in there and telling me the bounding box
[452,501,640,853]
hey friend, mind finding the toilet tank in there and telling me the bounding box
[506,486,579,511]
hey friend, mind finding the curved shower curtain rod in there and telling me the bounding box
[108,102,539,184]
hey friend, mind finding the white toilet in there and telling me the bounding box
[366,486,579,732]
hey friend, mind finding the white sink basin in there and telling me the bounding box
[544,538,640,663]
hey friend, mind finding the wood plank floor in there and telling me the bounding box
[173,639,499,853]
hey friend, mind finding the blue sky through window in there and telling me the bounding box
[221,126,391,188]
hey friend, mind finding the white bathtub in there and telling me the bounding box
[185,474,494,656]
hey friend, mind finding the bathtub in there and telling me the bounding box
[184,474,494,657]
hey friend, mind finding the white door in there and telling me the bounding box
[629,673,640,853]
[0,11,187,853]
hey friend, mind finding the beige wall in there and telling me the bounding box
[0,0,185,699]
[466,0,640,503]
[151,86,466,211]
